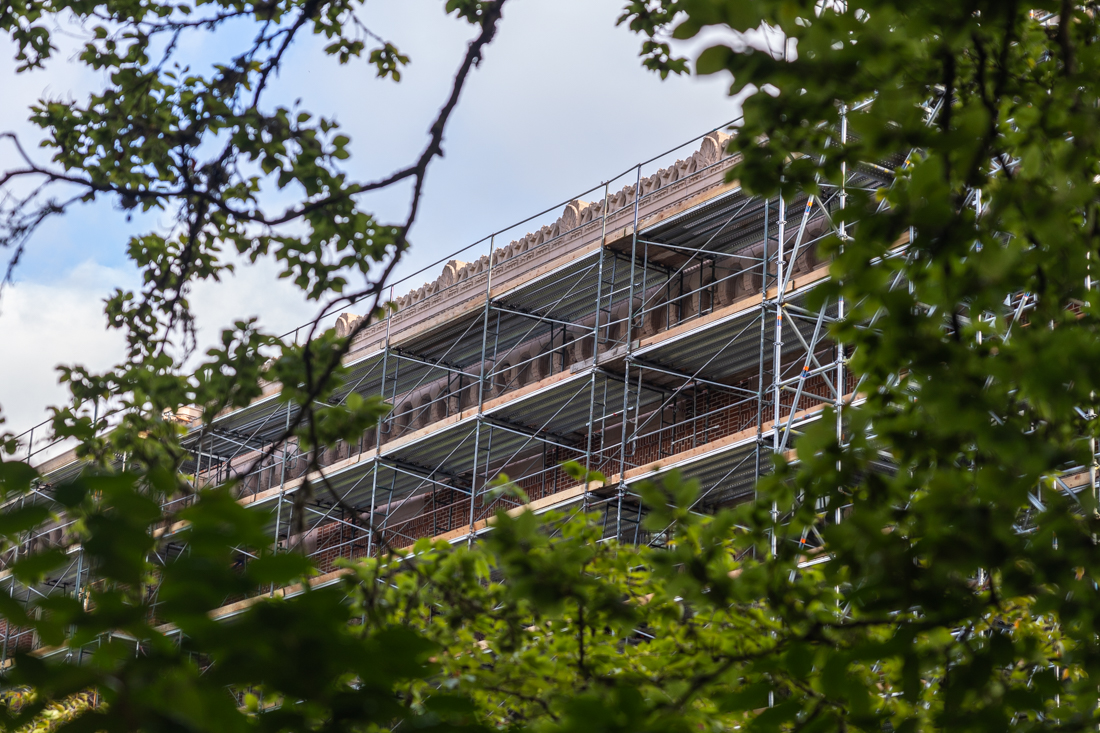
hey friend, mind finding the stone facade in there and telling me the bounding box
[337,131,736,350]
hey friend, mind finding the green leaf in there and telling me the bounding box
[0,505,51,540]
[672,18,703,40]
[0,461,37,497]
[695,45,733,76]
[718,681,772,711]
[246,552,313,586]
[12,548,68,584]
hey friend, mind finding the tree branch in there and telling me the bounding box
[1057,0,1076,76]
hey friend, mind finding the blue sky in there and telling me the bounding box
[0,0,743,439]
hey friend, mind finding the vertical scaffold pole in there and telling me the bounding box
[836,107,848,527]
[195,431,205,491]
[72,543,83,633]
[1084,205,1099,509]
[1,577,12,666]
[771,193,787,557]
[469,236,495,545]
[584,182,611,512]
[271,389,291,585]
[754,197,771,510]
[617,164,643,542]
[366,286,394,558]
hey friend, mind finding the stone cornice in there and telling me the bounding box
[340,131,735,351]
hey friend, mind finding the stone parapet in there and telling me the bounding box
[343,131,736,355]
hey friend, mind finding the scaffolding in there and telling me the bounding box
[0,120,904,660]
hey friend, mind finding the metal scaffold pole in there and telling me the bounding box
[469,235,495,545]
[616,163,643,542]
[836,106,848,527]
[755,197,771,515]
[366,286,394,557]
[771,193,786,557]
[584,182,611,513]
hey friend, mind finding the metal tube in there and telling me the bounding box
[616,165,644,541]
[584,183,611,510]
[836,107,848,527]
[487,304,592,332]
[271,400,291,576]
[771,194,786,557]
[754,197,771,513]
[480,425,495,521]
[617,358,631,542]
[366,286,394,558]
[1,578,13,666]
[469,236,496,544]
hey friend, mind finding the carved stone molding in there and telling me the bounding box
[382,131,732,317]
[335,312,363,338]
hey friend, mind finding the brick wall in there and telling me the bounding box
[293,366,855,563]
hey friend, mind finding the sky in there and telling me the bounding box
[0,0,743,442]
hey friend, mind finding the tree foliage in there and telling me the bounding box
[3,0,1100,732]
[621,0,1100,729]
[0,0,505,490]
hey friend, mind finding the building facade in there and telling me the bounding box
[5,127,884,656]
[182,129,862,569]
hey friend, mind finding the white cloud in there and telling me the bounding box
[188,254,317,346]
[0,261,131,439]
[0,256,316,440]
